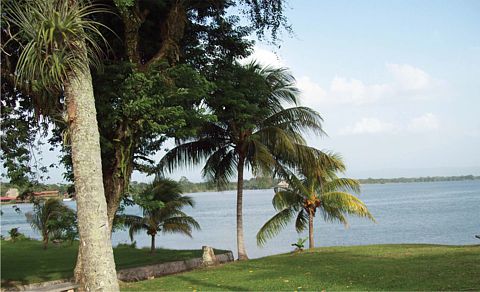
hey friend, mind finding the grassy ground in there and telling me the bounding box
[122,244,480,291]
[1,239,226,286]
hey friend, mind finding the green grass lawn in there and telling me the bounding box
[122,244,480,291]
[1,239,226,286]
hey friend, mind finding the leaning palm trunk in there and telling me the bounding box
[236,156,248,260]
[66,65,119,291]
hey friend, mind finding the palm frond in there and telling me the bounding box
[162,216,201,237]
[295,209,309,233]
[159,139,220,175]
[256,208,295,246]
[323,178,361,194]
[272,190,302,210]
[322,191,376,223]
[201,147,237,188]
[260,107,325,136]
[118,214,147,241]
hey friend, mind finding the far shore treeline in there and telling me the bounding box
[2,175,478,197]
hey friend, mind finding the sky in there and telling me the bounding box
[8,0,480,183]
[239,0,480,179]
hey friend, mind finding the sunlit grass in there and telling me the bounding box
[121,244,480,291]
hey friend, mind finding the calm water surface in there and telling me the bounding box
[1,180,479,259]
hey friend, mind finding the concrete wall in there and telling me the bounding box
[117,251,234,282]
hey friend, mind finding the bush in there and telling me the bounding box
[8,228,27,242]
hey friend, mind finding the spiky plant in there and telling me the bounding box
[5,0,109,92]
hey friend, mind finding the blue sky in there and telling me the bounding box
[13,0,480,183]
[236,0,480,179]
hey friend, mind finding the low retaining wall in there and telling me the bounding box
[117,251,234,282]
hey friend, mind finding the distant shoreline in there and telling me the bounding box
[2,175,479,197]
[179,175,480,193]
[357,175,480,185]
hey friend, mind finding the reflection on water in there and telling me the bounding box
[1,180,479,259]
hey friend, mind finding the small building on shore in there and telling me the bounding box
[32,190,60,199]
[0,188,20,203]
[274,180,289,192]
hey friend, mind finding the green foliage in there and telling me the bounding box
[291,237,307,251]
[118,178,200,252]
[25,198,77,248]
[8,228,26,242]
[93,62,214,178]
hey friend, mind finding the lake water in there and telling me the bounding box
[1,180,479,259]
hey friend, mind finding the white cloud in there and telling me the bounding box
[387,63,433,91]
[329,77,393,105]
[340,118,396,135]
[340,113,441,136]
[408,113,440,132]
[239,46,285,67]
[296,76,327,107]
[298,63,438,108]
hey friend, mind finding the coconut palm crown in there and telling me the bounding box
[118,178,200,253]
[160,61,330,259]
[257,154,376,249]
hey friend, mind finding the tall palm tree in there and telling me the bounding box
[25,198,75,249]
[257,154,375,249]
[160,61,326,260]
[3,1,119,290]
[118,178,200,253]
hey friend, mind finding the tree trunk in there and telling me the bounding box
[66,65,119,291]
[74,247,86,292]
[308,208,314,249]
[104,164,133,234]
[150,235,155,254]
[119,6,143,65]
[43,235,48,249]
[103,124,135,234]
[236,155,248,260]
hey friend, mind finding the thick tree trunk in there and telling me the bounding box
[308,209,314,249]
[236,156,248,260]
[103,124,135,234]
[66,65,119,291]
[119,7,143,65]
[74,248,86,292]
[150,235,155,254]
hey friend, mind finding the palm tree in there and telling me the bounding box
[3,1,119,290]
[119,178,200,253]
[25,198,75,249]
[160,61,326,260]
[257,154,375,249]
